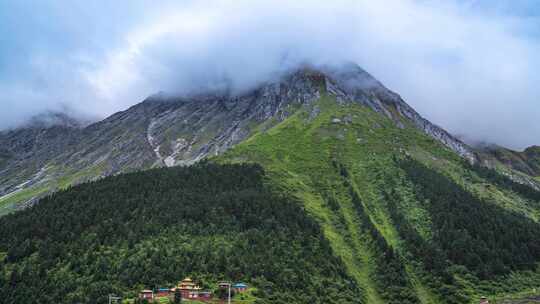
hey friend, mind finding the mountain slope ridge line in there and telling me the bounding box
[0,62,528,215]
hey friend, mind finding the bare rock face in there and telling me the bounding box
[0,63,478,210]
[0,113,83,196]
[141,70,325,167]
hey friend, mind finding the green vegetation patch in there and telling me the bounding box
[399,157,540,278]
[0,186,50,216]
[221,94,540,303]
[220,95,439,303]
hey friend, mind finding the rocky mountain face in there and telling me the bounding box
[0,113,83,197]
[477,144,540,178]
[0,63,481,213]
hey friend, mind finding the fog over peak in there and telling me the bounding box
[1,0,539,150]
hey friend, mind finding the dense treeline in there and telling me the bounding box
[333,162,419,304]
[400,158,540,279]
[0,163,362,304]
[468,162,540,202]
[348,186,419,304]
[383,188,467,304]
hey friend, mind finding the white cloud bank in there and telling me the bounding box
[1,0,539,149]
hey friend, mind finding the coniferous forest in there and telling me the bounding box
[335,163,420,304]
[0,163,362,304]
[468,162,540,203]
[398,158,540,278]
[1,158,540,304]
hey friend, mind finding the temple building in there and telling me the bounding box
[139,290,153,301]
[173,277,212,300]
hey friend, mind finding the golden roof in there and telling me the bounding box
[178,285,201,290]
[178,277,201,290]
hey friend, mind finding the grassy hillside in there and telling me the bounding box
[220,94,540,304]
[0,163,361,304]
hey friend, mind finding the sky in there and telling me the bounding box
[0,0,539,150]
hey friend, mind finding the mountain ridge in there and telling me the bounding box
[0,63,530,214]
[477,144,540,176]
[1,64,540,304]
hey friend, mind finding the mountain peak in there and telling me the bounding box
[130,62,476,164]
[279,62,476,162]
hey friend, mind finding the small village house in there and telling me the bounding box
[139,290,154,301]
[480,296,489,304]
[139,278,213,302]
[196,291,212,300]
[155,288,170,297]
[233,283,248,293]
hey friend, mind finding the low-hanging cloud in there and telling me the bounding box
[1,0,539,150]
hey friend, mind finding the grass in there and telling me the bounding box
[55,163,105,190]
[220,94,540,303]
[297,182,384,304]
[0,185,50,216]
[0,162,106,216]
[416,154,540,222]
[219,94,450,303]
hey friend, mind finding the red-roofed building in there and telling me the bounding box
[155,288,170,298]
[139,290,153,301]
[173,278,213,301]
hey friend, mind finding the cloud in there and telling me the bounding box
[0,0,539,150]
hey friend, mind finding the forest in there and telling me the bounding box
[0,162,362,304]
[468,162,540,203]
[2,156,540,304]
[333,162,420,304]
[398,158,540,279]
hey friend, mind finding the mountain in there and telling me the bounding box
[0,63,477,214]
[477,144,540,177]
[1,63,540,304]
[0,112,84,210]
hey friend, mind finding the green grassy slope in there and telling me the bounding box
[220,94,540,304]
[0,163,106,216]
